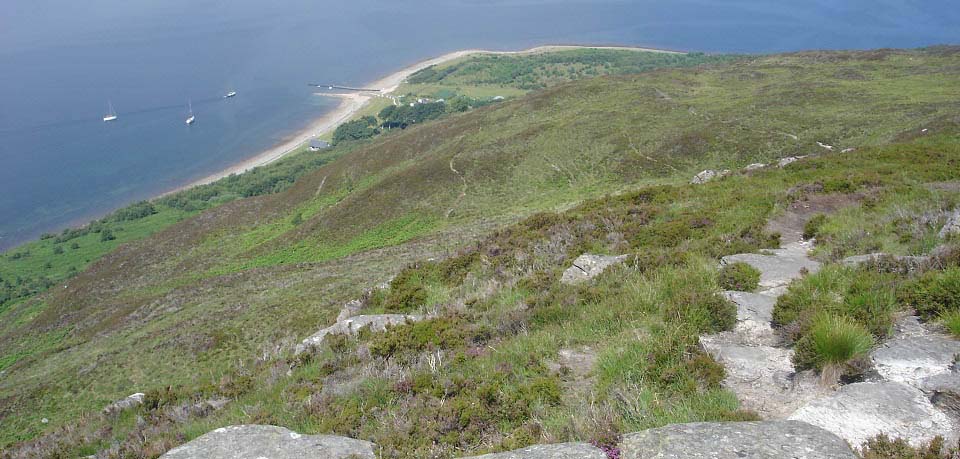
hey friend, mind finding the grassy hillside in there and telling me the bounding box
[2,46,960,456]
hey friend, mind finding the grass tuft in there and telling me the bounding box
[718,262,760,292]
[793,313,874,370]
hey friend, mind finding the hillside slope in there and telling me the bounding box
[2,47,960,453]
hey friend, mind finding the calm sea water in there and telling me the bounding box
[1,0,957,250]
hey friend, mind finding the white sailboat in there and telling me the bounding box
[103,101,118,122]
[185,100,195,125]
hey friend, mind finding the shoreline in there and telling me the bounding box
[169,44,685,194]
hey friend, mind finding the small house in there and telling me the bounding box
[309,139,330,151]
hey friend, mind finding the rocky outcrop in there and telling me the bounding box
[690,169,731,184]
[789,381,958,448]
[940,210,960,239]
[159,425,376,459]
[870,316,960,387]
[102,392,145,415]
[559,254,627,285]
[777,155,810,167]
[743,163,766,172]
[296,314,423,354]
[461,443,606,459]
[619,421,857,458]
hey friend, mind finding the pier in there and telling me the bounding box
[309,83,381,92]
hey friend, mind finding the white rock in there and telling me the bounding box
[690,169,731,184]
[560,254,627,285]
[871,316,960,388]
[296,314,423,354]
[789,381,957,448]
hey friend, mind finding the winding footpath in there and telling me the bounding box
[703,239,960,450]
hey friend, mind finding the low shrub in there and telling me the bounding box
[860,434,956,459]
[717,262,760,291]
[774,265,898,341]
[663,290,737,333]
[940,309,960,338]
[368,316,467,359]
[899,267,960,320]
[793,314,874,370]
[802,214,828,240]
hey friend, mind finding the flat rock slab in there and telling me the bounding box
[560,254,627,285]
[789,381,958,448]
[619,421,856,458]
[461,443,606,459]
[870,316,960,387]
[700,340,827,418]
[160,425,376,459]
[296,314,423,354]
[718,290,779,345]
[722,242,820,290]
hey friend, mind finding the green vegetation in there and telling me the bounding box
[773,265,900,341]
[861,434,958,459]
[331,115,379,145]
[899,267,960,320]
[718,262,761,291]
[3,47,960,457]
[940,309,960,337]
[803,213,828,239]
[792,313,874,370]
[407,49,737,91]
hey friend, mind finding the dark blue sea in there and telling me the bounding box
[1,0,957,250]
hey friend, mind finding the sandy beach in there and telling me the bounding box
[178,45,683,192]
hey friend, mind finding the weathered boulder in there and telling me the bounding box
[690,169,731,184]
[461,443,606,459]
[743,162,766,172]
[160,425,376,459]
[619,421,856,458]
[921,372,960,418]
[721,242,820,290]
[940,210,960,239]
[560,254,627,285]
[296,314,423,354]
[102,392,145,415]
[789,381,958,448]
[870,316,960,387]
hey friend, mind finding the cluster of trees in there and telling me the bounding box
[379,101,448,129]
[159,151,335,211]
[331,116,380,145]
[331,95,492,145]
[0,274,54,308]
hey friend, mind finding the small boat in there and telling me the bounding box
[103,101,118,122]
[224,91,237,98]
[185,99,195,125]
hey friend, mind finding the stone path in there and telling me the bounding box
[703,240,960,449]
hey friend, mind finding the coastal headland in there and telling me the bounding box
[176,45,684,193]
